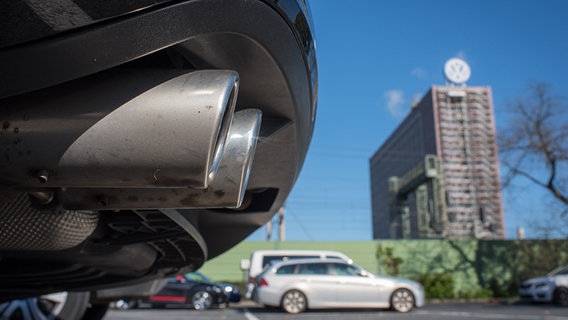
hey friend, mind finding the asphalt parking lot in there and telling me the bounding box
[104,301,568,320]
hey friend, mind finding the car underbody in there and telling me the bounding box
[0,0,317,305]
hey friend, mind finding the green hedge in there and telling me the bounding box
[414,273,454,299]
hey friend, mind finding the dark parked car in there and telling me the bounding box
[139,273,229,310]
[189,273,242,303]
[0,0,317,319]
[220,281,242,303]
[181,272,241,304]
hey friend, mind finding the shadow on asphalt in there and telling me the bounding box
[237,302,398,315]
[235,299,568,313]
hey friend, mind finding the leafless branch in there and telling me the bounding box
[499,82,568,207]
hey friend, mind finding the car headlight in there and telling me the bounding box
[535,282,550,289]
[224,286,233,293]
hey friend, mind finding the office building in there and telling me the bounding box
[370,79,505,239]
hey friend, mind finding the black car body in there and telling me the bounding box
[0,0,317,318]
[219,281,242,303]
[139,273,229,310]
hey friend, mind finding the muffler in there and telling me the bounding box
[58,108,262,210]
[0,69,238,189]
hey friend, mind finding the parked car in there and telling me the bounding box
[111,272,241,310]
[0,0,317,318]
[252,258,424,313]
[219,281,242,304]
[245,250,351,298]
[139,273,229,310]
[519,264,568,305]
[187,272,241,303]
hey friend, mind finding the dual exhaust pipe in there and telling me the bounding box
[0,69,261,210]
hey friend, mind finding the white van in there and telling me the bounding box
[244,250,351,298]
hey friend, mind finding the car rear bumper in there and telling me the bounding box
[252,287,282,307]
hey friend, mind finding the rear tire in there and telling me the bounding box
[390,288,415,312]
[554,287,568,306]
[280,290,307,314]
[0,292,89,320]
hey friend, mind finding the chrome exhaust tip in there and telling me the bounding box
[59,108,262,210]
[0,70,239,189]
[58,70,238,189]
[205,108,262,208]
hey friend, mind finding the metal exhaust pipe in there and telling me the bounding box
[0,69,238,189]
[59,109,262,210]
[204,108,262,207]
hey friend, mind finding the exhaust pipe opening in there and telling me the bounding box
[206,108,262,207]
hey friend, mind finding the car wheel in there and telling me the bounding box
[113,299,137,310]
[390,288,415,312]
[281,290,307,314]
[191,290,213,310]
[554,287,568,306]
[0,292,89,320]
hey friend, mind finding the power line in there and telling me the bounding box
[286,206,314,241]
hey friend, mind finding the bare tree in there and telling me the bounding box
[499,83,568,208]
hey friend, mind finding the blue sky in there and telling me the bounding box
[248,0,568,241]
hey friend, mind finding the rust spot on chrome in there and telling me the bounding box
[180,194,199,206]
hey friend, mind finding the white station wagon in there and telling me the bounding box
[252,258,424,313]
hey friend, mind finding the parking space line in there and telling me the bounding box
[243,308,261,320]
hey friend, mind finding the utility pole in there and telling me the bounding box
[278,206,285,242]
[266,219,272,241]
[266,206,285,242]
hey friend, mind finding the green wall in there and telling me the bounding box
[199,239,568,297]
[200,241,380,283]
